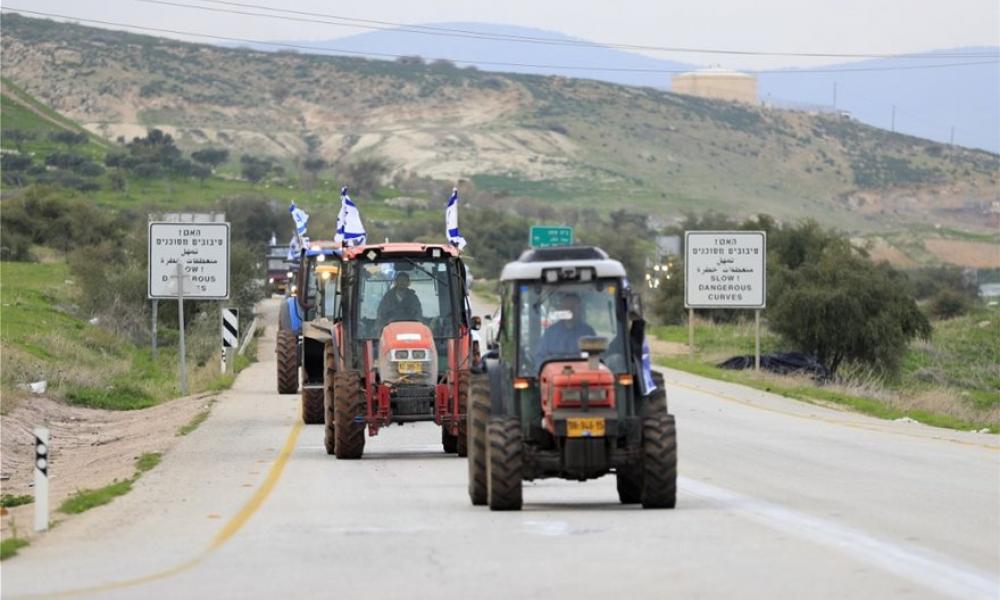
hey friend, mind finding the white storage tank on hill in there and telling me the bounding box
[672,68,758,104]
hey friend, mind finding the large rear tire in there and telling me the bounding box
[640,414,677,509]
[442,427,458,454]
[334,370,366,459]
[323,342,336,455]
[276,329,299,394]
[616,463,643,504]
[467,373,489,505]
[486,417,523,511]
[301,388,324,424]
[455,370,469,457]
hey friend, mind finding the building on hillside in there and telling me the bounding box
[671,68,758,104]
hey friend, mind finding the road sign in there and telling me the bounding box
[684,231,766,309]
[222,308,239,348]
[530,225,574,248]
[148,222,230,299]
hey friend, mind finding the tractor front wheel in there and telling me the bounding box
[616,463,643,504]
[486,417,523,511]
[275,329,298,394]
[333,371,366,459]
[640,414,677,509]
[442,426,458,454]
[467,373,490,505]
[455,371,469,457]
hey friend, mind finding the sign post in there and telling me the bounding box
[530,225,574,248]
[684,231,767,368]
[34,428,49,532]
[177,260,187,395]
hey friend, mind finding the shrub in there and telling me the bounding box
[928,289,971,319]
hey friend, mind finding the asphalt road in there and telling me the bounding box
[3,299,997,600]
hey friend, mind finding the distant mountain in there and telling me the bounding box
[260,25,999,153]
[3,13,998,235]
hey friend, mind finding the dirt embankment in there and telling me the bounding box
[1,393,212,542]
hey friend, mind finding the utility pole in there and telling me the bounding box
[832,82,837,109]
[949,126,955,146]
[891,105,896,133]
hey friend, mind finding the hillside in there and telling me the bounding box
[2,14,998,234]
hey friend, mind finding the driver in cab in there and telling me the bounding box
[535,293,595,365]
[377,271,423,324]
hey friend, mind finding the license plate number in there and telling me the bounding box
[398,361,423,374]
[566,417,605,438]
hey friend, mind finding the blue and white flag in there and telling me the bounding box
[287,234,300,261]
[289,201,309,237]
[445,188,467,250]
[640,337,657,395]
[335,187,367,247]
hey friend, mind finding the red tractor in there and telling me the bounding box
[467,246,676,510]
[302,243,476,458]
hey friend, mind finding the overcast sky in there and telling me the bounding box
[7,0,1000,69]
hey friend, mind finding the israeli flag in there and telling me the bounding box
[640,337,657,395]
[445,188,467,250]
[289,202,309,237]
[287,234,300,261]
[335,187,367,247]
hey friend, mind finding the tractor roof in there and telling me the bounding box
[343,243,460,261]
[303,240,341,257]
[500,246,627,282]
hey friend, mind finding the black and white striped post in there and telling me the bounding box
[221,307,239,374]
[34,428,49,532]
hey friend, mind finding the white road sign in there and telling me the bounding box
[148,222,230,299]
[685,231,766,309]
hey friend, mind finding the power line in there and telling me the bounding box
[4,8,999,76]
[168,0,1000,61]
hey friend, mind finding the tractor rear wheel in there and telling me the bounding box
[334,370,366,459]
[640,414,677,509]
[616,463,643,504]
[322,342,336,455]
[642,371,668,418]
[455,370,469,457]
[486,417,523,511]
[467,373,489,505]
[441,427,458,454]
[301,388,324,424]
[275,329,298,394]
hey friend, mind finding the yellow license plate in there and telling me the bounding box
[566,417,605,438]
[398,361,423,374]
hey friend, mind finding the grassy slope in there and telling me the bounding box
[3,13,997,233]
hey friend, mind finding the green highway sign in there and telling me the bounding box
[530,225,574,248]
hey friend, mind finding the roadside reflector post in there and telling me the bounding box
[754,309,761,371]
[34,427,49,532]
[222,307,239,374]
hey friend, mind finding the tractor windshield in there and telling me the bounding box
[517,279,627,376]
[303,257,339,320]
[355,259,457,340]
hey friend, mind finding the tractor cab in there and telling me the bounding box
[467,245,676,510]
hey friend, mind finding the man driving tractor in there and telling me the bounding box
[535,293,596,365]
[377,271,423,324]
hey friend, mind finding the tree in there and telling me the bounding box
[344,156,391,197]
[49,131,88,147]
[769,245,930,376]
[191,148,229,171]
[300,156,328,189]
[240,154,273,184]
[2,129,36,152]
[1,154,32,186]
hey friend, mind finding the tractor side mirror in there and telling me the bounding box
[471,316,482,331]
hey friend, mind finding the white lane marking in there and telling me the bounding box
[681,477,999,600]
